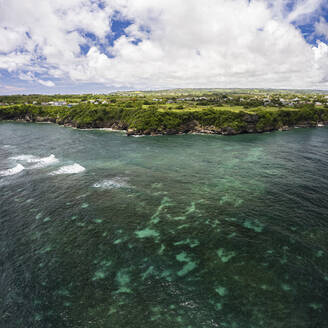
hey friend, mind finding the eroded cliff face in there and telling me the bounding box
[126,116,327,136]
[3,108,328,136]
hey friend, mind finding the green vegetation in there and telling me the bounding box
[1,89,328,135]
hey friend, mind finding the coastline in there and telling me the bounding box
[2,102,328,138]
[3,118,327,136]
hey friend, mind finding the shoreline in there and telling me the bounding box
[2,118,327,137]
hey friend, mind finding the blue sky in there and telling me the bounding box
[293,4,328,44]
[1,0,328,94]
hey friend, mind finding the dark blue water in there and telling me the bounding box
[1,122,328,327]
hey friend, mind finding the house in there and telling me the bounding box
[51,101,67,106]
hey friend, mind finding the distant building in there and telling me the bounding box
[51,101,67,106]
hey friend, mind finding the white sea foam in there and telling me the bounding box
[0,164,24,176]
[49,163,86,175]
[30,154,59,168]
[10,154,36,161]
[10,154,59,168]
[93,177,130,189]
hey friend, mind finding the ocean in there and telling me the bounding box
[1,122,328,327]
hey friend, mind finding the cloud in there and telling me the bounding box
[37,79,55,87]
[18,71,56,87]
[0,0,328,91]
[286,0,325,23]
[0,52,32,72]
[315,17,328,39]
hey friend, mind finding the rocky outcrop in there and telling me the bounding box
[4,116,327,137]
[278,126,290,131]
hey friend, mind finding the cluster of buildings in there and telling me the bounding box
[9,99,110,107]
[153,96,210,104]
[163,95,328,107]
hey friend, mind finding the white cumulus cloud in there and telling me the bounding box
[0,0,328,90]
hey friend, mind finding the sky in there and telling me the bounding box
[0,0,328,94]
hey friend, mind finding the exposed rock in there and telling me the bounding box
[279,126,289,131]
[165,129,179,135]
[179,120,199,133]
[5,115,327,137]
[35,116,56,123]
[295,121,316,128]
[221,127,239,135]
[246,124,257,133]
[127,128,137,136]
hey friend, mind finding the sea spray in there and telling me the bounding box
[10,154,59,168]
[49,163,85,175]
[0,164,24,176]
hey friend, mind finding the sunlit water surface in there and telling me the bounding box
[1,122,328,328]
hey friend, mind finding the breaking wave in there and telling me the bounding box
[29,154,59,168]
[0,164,25,177]
[10,154,59,168]
[49,163,86,175]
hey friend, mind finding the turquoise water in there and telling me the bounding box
[1,122,328,328]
